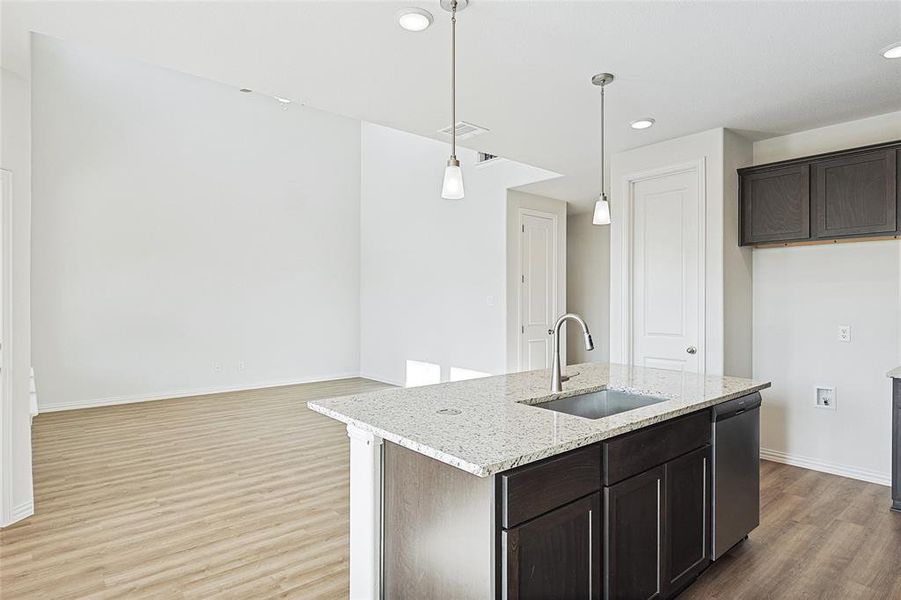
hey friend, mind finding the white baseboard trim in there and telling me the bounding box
[358,372,405,387]
[1,499,34,528]
[38,372,363,413]
[761,447,891,487]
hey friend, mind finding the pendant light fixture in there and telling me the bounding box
[440,0,468,199]
[591,73,614,225]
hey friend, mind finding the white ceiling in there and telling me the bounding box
[4,1,901,211]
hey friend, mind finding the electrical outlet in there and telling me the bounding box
[213,362,223,373]
[837,325,851,342]
[815,386,836,410]
[238,361,246,371]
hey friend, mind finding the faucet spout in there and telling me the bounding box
[550,313,594,393]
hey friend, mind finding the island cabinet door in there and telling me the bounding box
[663,445,712,595]
[501,493,601,600]
[604,465,665,600]
[893,379,901,512]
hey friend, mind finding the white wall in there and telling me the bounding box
[752,110,901,485]
[359,123,557,385]
[0,66,35,523]
[723,129,753,378]
[32,35,363,410]
[506,189,567,372]
[566,212,609,365]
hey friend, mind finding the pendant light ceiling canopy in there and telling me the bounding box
[440,0,468,200]
[591,72,614,225]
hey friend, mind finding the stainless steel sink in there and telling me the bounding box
[530,389,668,420]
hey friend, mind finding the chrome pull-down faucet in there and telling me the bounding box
[549,313,594,393]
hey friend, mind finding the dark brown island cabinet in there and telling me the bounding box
[739,140,900,246]
[893,377,901,513]
[382,402,761,600]
[496,410,713,599]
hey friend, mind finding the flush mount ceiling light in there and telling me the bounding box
[591,73,614,226]
[882,43,901,59]
[630,118,655,130]
[440,0,469,200]
[397,7,434,32]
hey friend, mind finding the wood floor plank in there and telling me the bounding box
[4,379,901,599]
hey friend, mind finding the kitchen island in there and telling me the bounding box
[308,363,770,599]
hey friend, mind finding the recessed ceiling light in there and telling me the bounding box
[397,7,433,32]
[630,118,655,130]
[274,96,292,105]
[882,43,901,59]
[239,88,253,93]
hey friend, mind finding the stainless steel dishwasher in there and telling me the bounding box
[711,391,762,560]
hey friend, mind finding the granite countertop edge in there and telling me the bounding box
[307,364,772,478]
[308,382,771,477]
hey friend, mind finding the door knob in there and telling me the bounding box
[686,346,698,355]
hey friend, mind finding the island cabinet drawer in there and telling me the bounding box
[602,409,710,486]
[497,444,601,529]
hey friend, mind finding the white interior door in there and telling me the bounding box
[519,211,557,371]
[632,169,702,372]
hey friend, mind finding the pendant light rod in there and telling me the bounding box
[600,83,604,196]
[451,0,456,159]
[591,73,614,198]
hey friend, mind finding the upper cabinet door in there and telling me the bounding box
[813,149,897,239]
[740,164,810,245]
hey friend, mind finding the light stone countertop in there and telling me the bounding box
[308,362,771,477]
[888,366,901,378]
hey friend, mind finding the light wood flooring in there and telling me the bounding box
[0,378,390,599]
[2,379,901,599]
[682,459,901,599]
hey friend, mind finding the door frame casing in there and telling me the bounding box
[613,159,708,373]
[516,207,559,372]
[0,169,13,526]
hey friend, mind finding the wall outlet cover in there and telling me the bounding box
[837,325,851,342]
[815,386,836,410]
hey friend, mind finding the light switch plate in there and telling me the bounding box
[838,325,851,342]
[815,386,836,410]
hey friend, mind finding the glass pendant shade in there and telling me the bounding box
[592,196,611,225]
[441,159,465,200]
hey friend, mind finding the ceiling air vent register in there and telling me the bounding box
[439,121,489,141]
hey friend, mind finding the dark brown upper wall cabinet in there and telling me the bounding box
[740,164,810,245]
[738,140,901,247]
[814,148,896,239]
